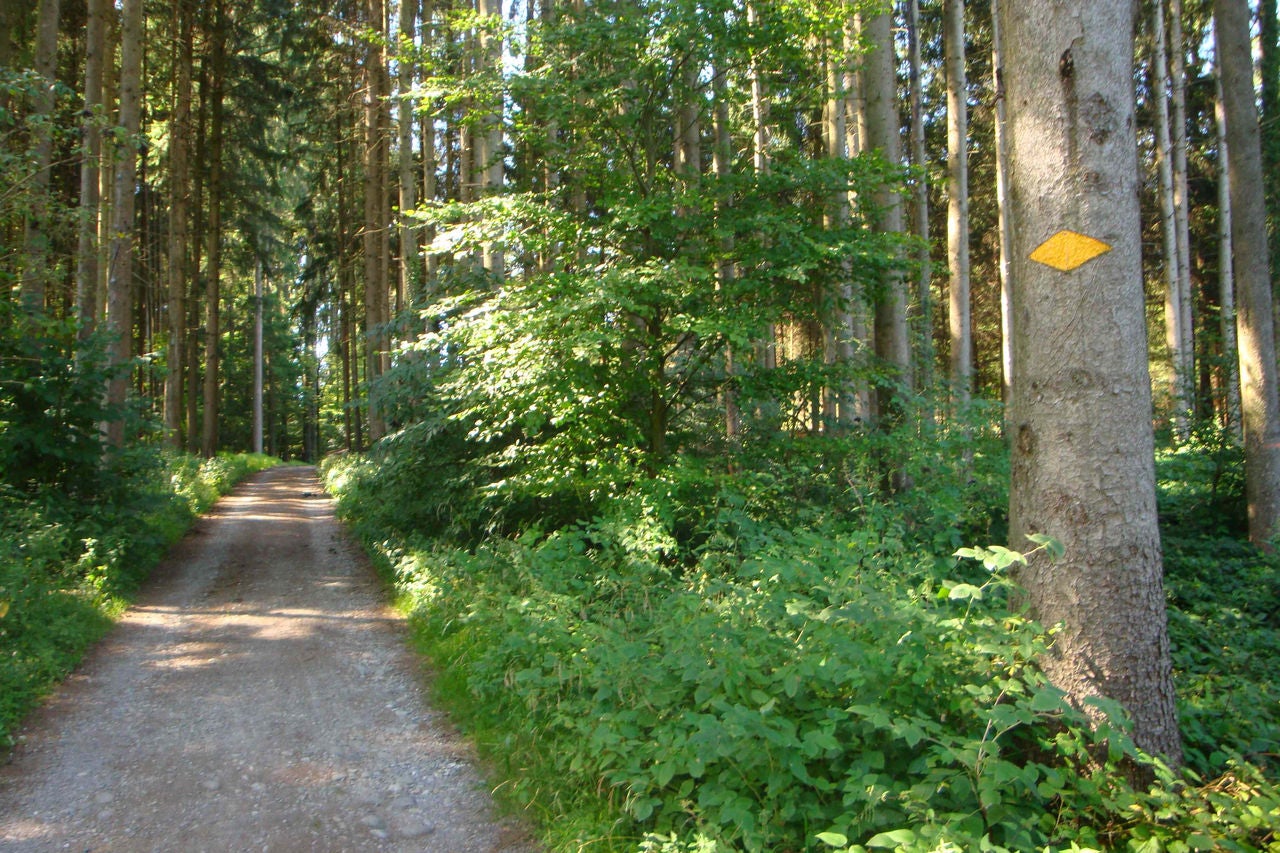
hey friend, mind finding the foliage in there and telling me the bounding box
[0,307,125,495]
[324,421,1280,852]
[0,450,276,747]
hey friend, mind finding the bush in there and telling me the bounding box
[325,430,1279,853]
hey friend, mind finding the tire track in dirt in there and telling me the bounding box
[0,466,536,853]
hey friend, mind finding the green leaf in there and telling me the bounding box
[947,583,984,601]
[1026,533,1065,559]
[1030,686,1068,713]
[816,831,849,848]
[866,828,916,848]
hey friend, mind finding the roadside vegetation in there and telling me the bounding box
[325,417,1279,852]
[0,447,276,747]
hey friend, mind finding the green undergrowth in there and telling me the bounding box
[0,450,277,745]
[324,426,1279,852]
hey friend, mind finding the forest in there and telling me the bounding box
[2,0,1280,849]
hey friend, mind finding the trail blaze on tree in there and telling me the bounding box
[1001,0,1182,762]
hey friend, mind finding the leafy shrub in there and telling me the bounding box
[326,435,1279,853]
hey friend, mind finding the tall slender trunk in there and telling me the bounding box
[105,0,144,448]
[253,260,264,454]
[713,66,740,440]
[76,0,107,338]
[842,12,872,422]
[862,7,912,420]
[20,0,61,313]
[1169,0,1194,417]
[201,2,227,458]
[991,0,1013,410]
[1215,0,1280,545]
[1151,0,1192,436]
[186,53,208,455]
[821,31,863,429]
[398,0,419,307]
[165,0,193,446]
[1259,0,1280,289]
[363,0,389,443]
[1216,70,1242,434]
[945,0,971,411]
[907,0,933,398]
[747,1,776,375]
[477,0,504,277]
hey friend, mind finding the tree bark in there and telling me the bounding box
[1215,69,1242,434]
[991,0,1014,411]
[76,0,107,338]
[253,260,264,455]
[1168,0,1193,417]
[1259,0,1280,288]
[1150,0,1192,437]
[945,0,971,411]
[1215,0,1280,546]
[20,0,61,313]
[201,1,227,458]
[862,7,911,420]
[363,0,389,443]
[1002,0,1182,762]
[165,0,193,447]
[907,0,933,398]
[398,0,419,307]
[477,0,504,277]
[105,0,144,449]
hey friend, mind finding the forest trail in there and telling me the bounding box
[0,466,535,853]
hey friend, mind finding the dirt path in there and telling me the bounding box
[0,466,536,852]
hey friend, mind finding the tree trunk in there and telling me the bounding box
[1259,0,1280,288]
[1215,70,1242,434]
[907,0,934,398]
[945,0,971,411]
[165,0,193,447]
[201,2,227,458]
[1216,0,1280,546]
[253,260,264,455]
[862,8,911,420]
[364,0,389,443]
[477,0,504,277]
[398,0,419,307]
[713,65,741,440]
[20,0,61,313]
[105,0,144,449]
[1168,0,1194,417]
[76,0,107,338]
[1150,0,1192,437]
[1002,0,1182,762]
[992,0,1013,410]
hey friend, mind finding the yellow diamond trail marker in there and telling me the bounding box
[1029,230,1112,272]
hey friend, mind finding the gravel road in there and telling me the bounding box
[0,466,536,853]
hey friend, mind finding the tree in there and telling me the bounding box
[862,7,911,421]
[201,0,228,457]
[906,0,932,397]
[165,0,194,446]
[1001,0,1182,761]
[105,0,145,449]
[1149,0,1193,436]
[945,0,971,409]
[76,0,107,338]
[20,0,60,313]
[1215,0,1280,546]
